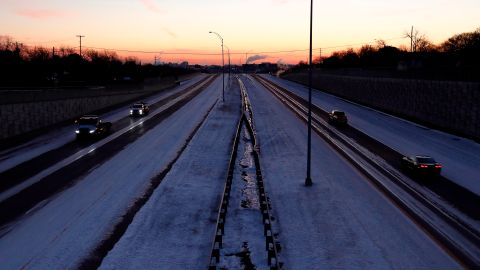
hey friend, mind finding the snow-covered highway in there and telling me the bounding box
[262,74,480,197]
[0,73,476,269]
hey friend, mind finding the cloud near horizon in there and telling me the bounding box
[15,8,73,19]
[139,0,162,13]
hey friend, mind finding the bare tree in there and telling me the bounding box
[440,28,480,52]
[0,35,14,50]
[375,39,387,49]
[59,46,76,57]
[27,47,50,61]
[404,26,433,52]
[416,37,435,52]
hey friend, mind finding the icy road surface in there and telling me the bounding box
[0,75,462,269]
[0,74,206,173]
[0,76,222,269]
[102,77,460,269]
[241,75,460,269]
[99,79,242,269]
[262,74,480,196]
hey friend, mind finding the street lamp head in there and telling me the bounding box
[207,31,225,102]
[209,31,224,45]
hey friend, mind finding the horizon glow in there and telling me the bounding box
[1,0,479,65]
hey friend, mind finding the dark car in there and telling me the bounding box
[401,155,442,176]
[130,102,150,116]
[328,110,348,125]
[75,115,112,139]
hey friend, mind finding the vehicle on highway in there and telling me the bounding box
[328,110,348,126]
[75,115,112,139]
[130,102,150,116]
[401,155,442,176]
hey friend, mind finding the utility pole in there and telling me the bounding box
[319,48,322,63]
[52,47,55,57]
[76,35,85,57]
[154,56,157,65]
[410,26,414,52]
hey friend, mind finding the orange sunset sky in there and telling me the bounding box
[1,0,479,65]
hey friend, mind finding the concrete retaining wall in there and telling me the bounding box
[282,72,480,140]
[0,77,177,141]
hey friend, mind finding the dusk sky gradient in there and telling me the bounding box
[1,0,479,64]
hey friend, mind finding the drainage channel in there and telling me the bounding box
[218,124,263,269]
[208,77,281,269]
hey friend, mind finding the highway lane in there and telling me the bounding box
[241,75,462,269]
[0,75,216,225]
[0,75,211,194]
[262,74,480,197]
[250,74,480,268]
[0,75,206,173]
[0,76,223,270]
[251,75,480,222]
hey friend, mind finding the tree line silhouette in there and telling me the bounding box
[0,37,192,87]
[291,28,480,81]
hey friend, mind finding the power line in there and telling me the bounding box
[85,36,405,56]
[11,36,407,57]
[84,46,220,55]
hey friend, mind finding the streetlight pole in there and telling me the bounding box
[225,45,231,81]
[305,0,313,186]
[209,31,225,102]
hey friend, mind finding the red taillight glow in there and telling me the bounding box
[435,165,442,168]
[419,164,429,168]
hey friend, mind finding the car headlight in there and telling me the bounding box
[139,109,143,114]
[130,110,133,114]
[89,130,95,134]
[75,130,80,134]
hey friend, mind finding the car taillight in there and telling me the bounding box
[419,164,428,168]
[435,165,442,168]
